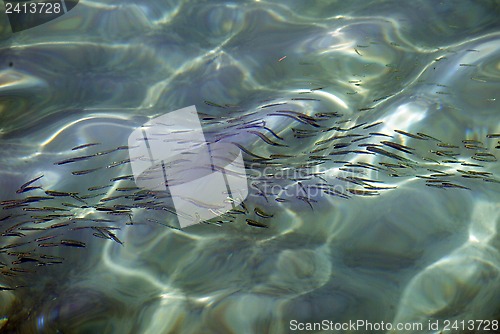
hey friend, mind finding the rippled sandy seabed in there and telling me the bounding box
[0,1,500,333]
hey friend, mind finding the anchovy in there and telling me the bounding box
[1,197,49,207]
[181,197,226,210]
[213,133,239,142]
[267,110,320,127]
[94,146,131,156]
[457,170,492,176]
[110,175,135,182]
[1,232,25,237]
[346,188,380,196]
[234,120,265,129]
[425,182,470,190]
[462,139,483,144]
[37,261,63,266]
[336,176,365,186]
[231,142,269,160]
[416,132,440,141]
[60,240,86,248]
[71,143,100,151]
[225,112,258,124]
[35,235,60,242]
[2,203,26,210]
[16,186,42,193]
[460,162,483,167]
[329,150,354,156]
[261,102,287,109]
[99,195,126,202]
[227,209,246,215]
[394,130,425,140]
[16,175,44,194]
[19,227,46,231]
[437,143,459,148]
[296,196,315,210]
[345,162,381,171]
[381,141,414,154]
[23,206,67,212]
[260,126,284,140]
[471,153,497,162]
[50,222,70,229]
[204,100,226,108]
[269,154,294,159]
[79,192,106,199]
[38,242,59,248]
[71,167,102,176]
[369,132,393,138]
[91,227,123,244]
[373,95,393,102]
[92,231,111,240]
[54,155,94,165]
[430,150,459,157]
[116,187,140,192]
[363,185,397,190]
[294,133,317,139]
[246,219,268,228]
[366,146,409,161]
[306,156,328,163]
[0,241,32,250]
[464,143,484,149]
[351,135,371,143]
[344,122,368,131]
[88,185,113,191]
[253,207,273,218]
[11,256,40,265]
[379,162,410,168]
[10,267,33,273]
[247,130,287,147]
[1,199,26,206]
[290,98,320,101]
[315,112,342,118]
[107,159,131,168]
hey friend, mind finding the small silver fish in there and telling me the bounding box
[71,167,102,176]
[60,240,86,248]
[246,219,268,228]
[254,207,274,219]
[394,129,425,140]
[381,141,414,154]
[71,143,100,151]
[16,175,44,194]
[346,188,380,196]
[54,155,94,165]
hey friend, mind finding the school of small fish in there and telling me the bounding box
[0,91,498,294]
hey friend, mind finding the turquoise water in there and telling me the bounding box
[0,1,499,333]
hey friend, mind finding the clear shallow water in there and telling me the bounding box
[0,1,499,333]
